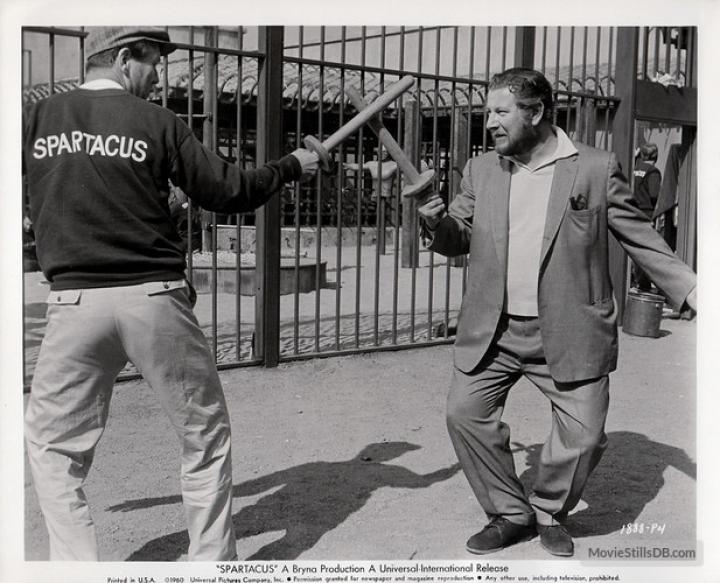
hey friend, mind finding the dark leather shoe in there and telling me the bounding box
[466,517,536,554]
[538,524,574,557]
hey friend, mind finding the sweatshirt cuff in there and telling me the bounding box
[278,153,303,182]
[420,221,436,248]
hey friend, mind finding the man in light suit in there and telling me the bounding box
[418,68,697,557]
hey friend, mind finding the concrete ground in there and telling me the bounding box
[22,308,697,562]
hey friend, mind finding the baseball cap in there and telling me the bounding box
[85,26,177,58]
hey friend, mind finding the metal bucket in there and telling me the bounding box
[622,291,665,338]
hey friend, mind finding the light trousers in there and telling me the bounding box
[25,280,237,560]
[447,313,609,527]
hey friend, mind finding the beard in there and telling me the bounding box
[492,122,541,157]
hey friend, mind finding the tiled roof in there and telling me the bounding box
[24,54,682,108]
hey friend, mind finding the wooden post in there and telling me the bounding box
[201,27,217,252]
[450,110,470,267]
[514,27,536,69]
[675,128,697,270]
[675,31,698,272]
[255,26,284,367]
[401,99,420,268]
[611,27,640,321]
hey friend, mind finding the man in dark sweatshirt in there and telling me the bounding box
[22,26,318,561]
[631,143,662,291]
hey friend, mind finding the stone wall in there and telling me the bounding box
[213,225,398,255]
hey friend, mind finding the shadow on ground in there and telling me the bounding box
[108,441,460,561]
[515,430,696,537]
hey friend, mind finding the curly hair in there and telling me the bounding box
[489,68,555,121]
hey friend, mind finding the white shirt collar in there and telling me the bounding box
[79,79,125,91]
[503,126,578,172]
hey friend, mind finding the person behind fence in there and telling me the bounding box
[343,146,398,201]
[417,67,697,558]
[631,142,662,292]
[22,26,318,561]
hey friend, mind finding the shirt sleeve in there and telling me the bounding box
[169,120,301,214]
[424,158,475,257]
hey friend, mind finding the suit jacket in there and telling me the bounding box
[427,142,696,383]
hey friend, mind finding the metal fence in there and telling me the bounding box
[22,25,693,378]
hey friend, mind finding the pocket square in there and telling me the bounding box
[570,193,587,210]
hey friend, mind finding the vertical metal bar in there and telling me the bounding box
[426,26,442,342]
[293,27,304,355]
[417,25,424,76]
[255,26,285,367]
[314,26,326,353]
[653,26,660,76]
[608,27,614,97]
[676,27,683,83]
[235,27,245,361]
[484,27,491,153]
[408,94,418,342]
[595,27,601,97]
[48,32,55,95]
[463,27,475,296]
[186,48,195,281]
[591,27,602,149]
[566,27,575,135]
[541,27,548,75]
[372,28,387,346]
[579,27,589,144]
[410,27,425,342]
[604,28,614,151]
[581,27,588,87]
[377,28,388,255]
[391,56,402,344]
[553,27,561,127]
[664,27,672,74]
[469,26,476,87]
[485,27,491,80]
[79,27,86,84]
[212,41,220,359]
[354,27,368,348]
[335,26,347,350]
[501,27,507,71]
[160,49,168,110]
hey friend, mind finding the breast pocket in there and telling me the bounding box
[561,206,608,303]
[566,205,601,243]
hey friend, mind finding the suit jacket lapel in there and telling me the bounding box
[541,155,579,263]
[490,156,511,274]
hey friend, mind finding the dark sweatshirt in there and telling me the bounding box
[23,87,301,290]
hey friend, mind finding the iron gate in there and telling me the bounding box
[22,26,694,380]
